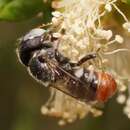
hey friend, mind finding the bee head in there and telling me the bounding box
[17,28,53,66]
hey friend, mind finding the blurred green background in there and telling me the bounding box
[0,0,130,130]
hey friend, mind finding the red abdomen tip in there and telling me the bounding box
[96,72,117,102]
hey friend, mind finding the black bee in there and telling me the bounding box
[17,28,117,103]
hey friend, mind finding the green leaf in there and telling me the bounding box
[127,0,130,4]
[121,0,130,4]
[0,0,52,21]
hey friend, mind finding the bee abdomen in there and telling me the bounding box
[96,72,117,102]
[64,69,98,102]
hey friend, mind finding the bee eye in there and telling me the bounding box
[18,36,43,66]
[23,28,46,41]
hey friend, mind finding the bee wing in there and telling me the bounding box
[48,61,93,102]
[48,60,83,83]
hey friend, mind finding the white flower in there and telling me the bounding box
[52,11,62,17]
[105,4,112,12]
[41,0,130,125]
[52,32,61,38]
[123,22,130,32]
[96,29,113,40]
[115,35,124,43]
[116,94,126,104]
[126,98,130,106]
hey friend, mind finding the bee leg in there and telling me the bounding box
[77,53,96,66]
[55,50,70,64]
[70,53,96,67]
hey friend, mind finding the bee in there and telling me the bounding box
[17,28,117,103]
